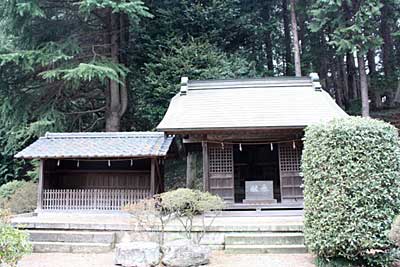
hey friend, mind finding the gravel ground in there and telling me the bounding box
[18,251,315,267]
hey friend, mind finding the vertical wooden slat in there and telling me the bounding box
[40,188,152,211]
[202,141,209,192]
[150,159,156,196]
[278,142,303,203]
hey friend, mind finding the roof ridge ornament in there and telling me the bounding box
[309,73,322,91]
[180,77,189,95]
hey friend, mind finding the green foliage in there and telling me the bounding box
[164,152,203,191]
[0,221,31,266]
[309,0,382,54]
[40,60,129,85]
[0,180,25,199]
[390,215,400,247]
[79,0,152,19]
[160,188,224,216]
[134,38,257,129]
[315,256,359,267]
[159,188,224,242]
[164,158,186,191]
[302,117,400,266]
[0,42,75,71]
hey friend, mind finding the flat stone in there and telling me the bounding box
[245,181,274,200]
[114,242,160,267]
[162,239,211,267]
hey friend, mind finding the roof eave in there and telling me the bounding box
[14,154,168,160]
[157,125,306,134]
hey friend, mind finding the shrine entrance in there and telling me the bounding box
[233,144,280,203]
[203,141,303,209]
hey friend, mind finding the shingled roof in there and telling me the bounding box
[15,132,173,159]
[157,76,348,132]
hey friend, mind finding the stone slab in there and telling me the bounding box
[245,181,274,201]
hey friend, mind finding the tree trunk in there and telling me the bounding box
[367,49,376,76]
[347,53,358,100]
[282,0,292,76]
[264,7,274,73]
[380,0,394,77]
[367,49,381,109]
[338,56,349,106]
[357,54,369,117]
[290,0,301,77]
[334,72,344,108]
[105,11,128,132]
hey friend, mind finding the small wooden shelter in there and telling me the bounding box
[15,132,173,211]
[157,75,348,208]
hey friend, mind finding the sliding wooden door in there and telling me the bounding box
[207,144,234,203]
[278,143,303,203]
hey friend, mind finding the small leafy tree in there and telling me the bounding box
[302,117,400,266]
[159,188,224,244]
[0,209,31,267]
[124,188,224,246]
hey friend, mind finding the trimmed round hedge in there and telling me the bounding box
[302,117,400,265]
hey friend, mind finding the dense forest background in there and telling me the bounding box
[0,0,399,185]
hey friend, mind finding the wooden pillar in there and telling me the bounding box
[202,141,209,192]
[36,159,44,212]
[150,158,156,195]
[186,152,195,188]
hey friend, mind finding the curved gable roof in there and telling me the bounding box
[157,77,348,132]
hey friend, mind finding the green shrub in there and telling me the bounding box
[0,222,32,266]
[0,180,26,199]
[160,188,224,216]
[390,215,400,247]
[315,256,358,267]
[159,188,224,242]
[302,117,400,266]
[4,182,37,214]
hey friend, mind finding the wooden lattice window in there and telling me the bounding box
[208,145,233,174]
[279,143,301,172]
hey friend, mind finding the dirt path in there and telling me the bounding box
[18,251,315,267]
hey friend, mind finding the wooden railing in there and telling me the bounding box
[42,189,152,211]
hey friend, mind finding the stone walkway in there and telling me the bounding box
[18,251,315,267]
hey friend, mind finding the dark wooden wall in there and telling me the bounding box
[43,159,153,191]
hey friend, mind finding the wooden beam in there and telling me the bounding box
[37,159,44,212]
[202,141,209,192]
[150,158,156,195]
[186,152,194,188]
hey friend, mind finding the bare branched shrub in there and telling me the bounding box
[123,196,173,246]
